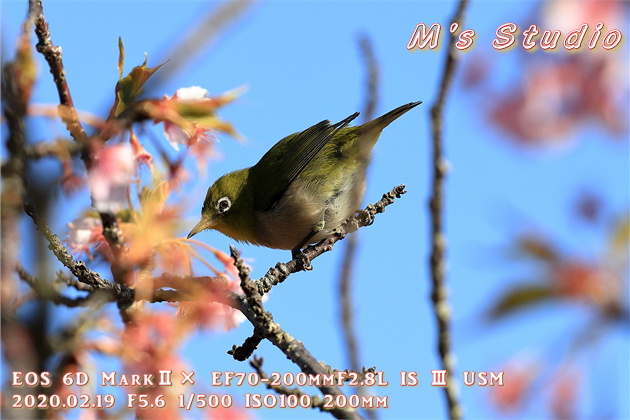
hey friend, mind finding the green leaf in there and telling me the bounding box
[488,284,557,319]
[117,37,125,80]
[111,55,165,118]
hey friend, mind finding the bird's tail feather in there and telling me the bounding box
[367,101,422,131]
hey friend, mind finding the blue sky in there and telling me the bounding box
[2,1,628,419]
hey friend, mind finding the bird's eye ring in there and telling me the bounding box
[216,197,231,213]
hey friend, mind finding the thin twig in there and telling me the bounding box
[229,330,264,361]
[357,34,379,122]
[428,1,469,419]
[16,265,94,308]
[24,139,83,159]
[147,0,256,93]
[338,233,360,368]
[250,356,331,412]
[55,271,94,292]
[337,33,381,420]
[257,185,406,294]
[339,34,380,372]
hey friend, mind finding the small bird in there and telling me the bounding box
[188,101,421,257]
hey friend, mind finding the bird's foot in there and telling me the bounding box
[357,208,375,226]
[291,247,313,271]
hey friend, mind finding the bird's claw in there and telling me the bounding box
[291,248,313,271]
[358,208,374,226]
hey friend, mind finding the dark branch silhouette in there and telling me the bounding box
[428,0,469,419]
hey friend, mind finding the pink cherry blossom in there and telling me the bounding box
[87,144,136,214]
[163,86,211,150]
[542,0,624,34]
[67,216,105,257]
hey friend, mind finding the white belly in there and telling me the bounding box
[255,172,366,250]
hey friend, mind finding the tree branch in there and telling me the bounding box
[229,247,363,420]
[146,0,256,93]
[339,33,381,372]
[428,1,469,419]
[336,33,381,420]
[1,25,30,291]
[30,0,88,144]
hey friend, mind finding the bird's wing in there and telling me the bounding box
[252,112,359,213]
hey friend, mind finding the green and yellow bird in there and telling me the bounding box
[188,101,421,256]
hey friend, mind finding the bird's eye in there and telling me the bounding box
[216,197,231,213]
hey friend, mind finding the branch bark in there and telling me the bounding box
[428,1,469,419]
